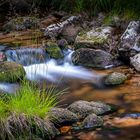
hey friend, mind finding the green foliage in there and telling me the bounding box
[8,81,58,118]
[0,80,63,140]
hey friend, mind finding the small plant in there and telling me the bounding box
[0,80,64,140]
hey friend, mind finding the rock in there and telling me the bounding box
[0,61,25,82]
[61,25,81,44]
[67,100,111,119]
[104,72,127,86]
[49,107,79,125]
[81,114,103,129]
[75,26,114,51]
[130,53,140,72]
[57,39,68,49]
[43,16,81,38]
[3,17,39,32]
[119,21,140,63]
[90,101,111,112]
[0,52,6,62]
[45,42,63,59]
[72,48,120,69]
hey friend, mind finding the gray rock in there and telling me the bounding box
[61,25,81,44]
[81,114,103,129]
[57,39,68,49]
[90,101,111,112]
[130,53,140,72]
[119,21,140,62]
[43,16,81,38]
[72,48,120,69]
[67,100,111,119]
[45,42,64,59]
[49,107,79,125]
[75,26,114,51]
[104,72,127,86]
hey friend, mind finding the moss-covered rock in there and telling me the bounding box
[0,61,25,82]
[3,16,39,32]
[75,26,114,50]
[104,72,127,86]
[45,42,64,59]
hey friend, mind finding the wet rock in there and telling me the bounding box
[130,53,140,72]
[11,0,30,14]
[119,21,140,63]
[45,42,63,59]
[67,100,111,119]
[72,48,120,69]
[3,17,39,32]
[57,39,68,49]
[75,26,114,51]
[81,114,103,129]
[104,72,127,86]
[49,107,79,125]
[0,61,25,82]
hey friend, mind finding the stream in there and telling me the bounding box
[0,47,140,140]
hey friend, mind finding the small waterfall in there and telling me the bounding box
[24,60,100,82]
[0,47,102,93]
[5,48,49,66]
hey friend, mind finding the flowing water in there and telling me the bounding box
[0,47,140,140]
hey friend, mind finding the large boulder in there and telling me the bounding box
[72,48,120,69]
[49,107,79,125]
[74,26,115,51]
[130,53,140,72]
[67,100,111,119]
[119,21,140,63]
[0,61,25,82]
[104,72,127,86]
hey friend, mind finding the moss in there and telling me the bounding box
[75,33,107,49]
[46,43,64,59]
[104,72,127,86]
[0,62,25,82]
